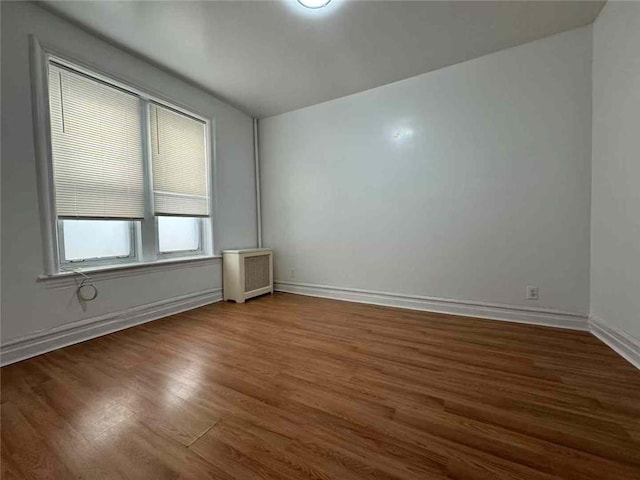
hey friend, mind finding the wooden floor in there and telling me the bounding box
[2,293,640,480]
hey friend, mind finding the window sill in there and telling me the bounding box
[37,255,221,289]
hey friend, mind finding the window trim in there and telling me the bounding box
[38,254,222,287]
[31,36,216,276]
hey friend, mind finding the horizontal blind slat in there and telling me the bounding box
[150,103,209,216]
[49,64,145,219]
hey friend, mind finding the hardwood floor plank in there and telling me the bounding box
[1,441,29,480]
[0,402,77,480]
[93,419,234,480]
[2,293,639,479]
[190,429,292,480]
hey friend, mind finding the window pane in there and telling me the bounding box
[158,216,200,253]
[62,220,132,261]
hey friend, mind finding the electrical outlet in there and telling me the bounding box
[527,286,539,300]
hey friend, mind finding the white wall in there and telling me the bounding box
[260,26,593,316]
[0,2,257,345]
[590,1,640,339]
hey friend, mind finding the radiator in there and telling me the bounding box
[222,248,273,303]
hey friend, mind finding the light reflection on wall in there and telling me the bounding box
[391,127,415,143]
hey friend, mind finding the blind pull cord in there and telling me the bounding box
[75,270,98,302]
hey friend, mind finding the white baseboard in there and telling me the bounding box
[275,281,588,331]
[6,283,635,371]
[0,288,222,366]
[589,317,640,370]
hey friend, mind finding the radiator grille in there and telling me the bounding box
[244,255,270,293]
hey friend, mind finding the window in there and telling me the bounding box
[157,216,202,254]
[59,220,136,264]
[44,58,212,272]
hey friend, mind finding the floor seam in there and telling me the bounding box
[187,417,222,447]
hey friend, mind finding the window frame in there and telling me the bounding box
[31,37,215,275]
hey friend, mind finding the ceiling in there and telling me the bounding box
[42,0,605,118]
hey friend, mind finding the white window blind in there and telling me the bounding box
[149,103,209,217]
[48,63,145,219]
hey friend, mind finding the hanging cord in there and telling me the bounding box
[75,270,98,302]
